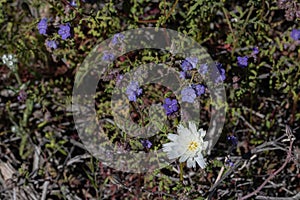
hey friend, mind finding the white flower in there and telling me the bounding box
[163,121,208,169]
[2,54,18,70]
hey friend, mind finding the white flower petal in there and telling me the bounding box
[162,142,175,148]
[162,144,173,152]
[179,153,189,162]
[167,133,178,141]
[186,157,195,168]
[168,149,184,159]
[195,155,206,169]
[199,128,206,137]
[189,121,198,134]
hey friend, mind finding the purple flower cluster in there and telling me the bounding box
[181,84,206,103]
[163,98,178,116]
[126,81,142,102]
[37,18,73,50]
[38,18,71,40]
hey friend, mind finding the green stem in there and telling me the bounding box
[180,162,184,181]
[13,69,22,86]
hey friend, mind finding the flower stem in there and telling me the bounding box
[14,71,22,86]
[179,162,184,181]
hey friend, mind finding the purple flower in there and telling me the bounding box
[102,51,115,62]
[70,0,77,7]
[141,140,152,149]
[225,158,234,167]
[58,24,71,40]
[37,18,48,35]
[192,84,205,96]
[290,29,300,41]
[111,33,125,45]
[252,47,259,55]
[46,40,58,49]
[181,57,198,71]
[126,81,142,102]
[215,62,226,83]
[237,56,248,68]
[198,63,208,75]
[163,98,178,116]
[227,135,238,146]
[181,60,192,71]
[187,57,198,68]
[181,86,197,103]
[17,90,27,102]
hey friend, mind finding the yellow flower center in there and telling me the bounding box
[188,141,199,151]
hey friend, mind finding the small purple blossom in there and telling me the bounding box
[58,24,71,40]
[111,33,125,45]
[163,98,178,116]
[102,51,115,62]
[227,135,238,146]
[181,60,192,71]
[192,84,205,96]
[290,29,300,41]
[252,47,259,55]
[46,40,58,49]
[181,86,197,103]
[198,63,208,75]
[141,140,152,149]
[17,90,27,102]
[237,56,248,68]
[225,158,234,167]
[126,81,142,102]
[70,0,77,7]
[187,57,198,68]
[181,57,198,71]
[37,18,48,35]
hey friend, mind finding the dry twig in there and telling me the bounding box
[239,125,296,200]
